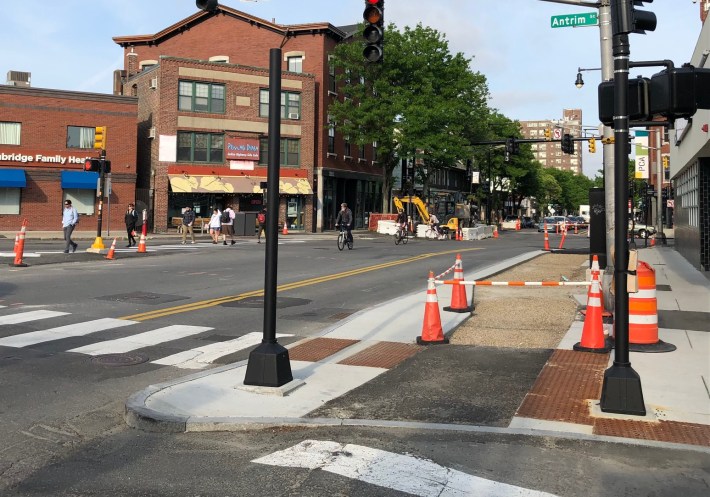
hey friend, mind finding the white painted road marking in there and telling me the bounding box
[0,310,69,325]
[0,318,138,348]
[152,331,293,369]
[67,324,212,356]
[253,440,559,497]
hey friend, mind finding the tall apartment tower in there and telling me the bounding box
[519,108,583,175]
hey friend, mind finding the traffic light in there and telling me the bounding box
[512,139,520,155]
[561,133,574,154]
[84,159,100,172]
[588,137,596,154]
[94,126,106,150]
[363,0,384,63]
[612,0,656,36]
[544,128,551,141]
[662,156,669,168]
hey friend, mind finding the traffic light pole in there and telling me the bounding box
[89,150,107,252]
[600,1,645,415]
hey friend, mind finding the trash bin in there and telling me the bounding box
[233,213,247,236]
[244,211,257,236]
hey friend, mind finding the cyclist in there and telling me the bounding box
[429,211,442,238]
[395,209,408,235]
[335,202,353,245]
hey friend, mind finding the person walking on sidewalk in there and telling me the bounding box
[62,199,79,253]
[124,203,138,247]
[181,206,196,244]
[221,204,236,245]
[257,207,267,244]
[209,207,222,244]
[335,203,353,245]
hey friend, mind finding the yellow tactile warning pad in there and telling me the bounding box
[338,342,421,369]
[287,337,358,362]
[517,349,710,447]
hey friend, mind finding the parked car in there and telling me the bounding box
[566,215,586,225]
[537,217,558,232]
[629,222,657,239]
[501,215,520,230]
[522,216,536,228]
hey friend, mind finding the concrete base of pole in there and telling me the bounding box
[243,342,293,387]
[600,364,646,416]
[89,236,106,250]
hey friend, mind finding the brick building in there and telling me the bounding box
[0,84,137,231]
[519,109,584,175]
[112,4,383,232]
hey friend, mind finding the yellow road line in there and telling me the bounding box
[120,247,482,321]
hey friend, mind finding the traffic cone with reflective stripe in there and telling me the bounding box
[493,226,498,238]
[573,270,611,353]
[136,232,147,253]
[11,220,28,268]
[282,224,288,235]
[628,261,675,352]
[543,223,550,251]
[417,271,449,345]
[105,237,117,260]
[13,233,19,255]
[444,254,473,313]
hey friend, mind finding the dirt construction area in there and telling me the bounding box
[451,253,590,349]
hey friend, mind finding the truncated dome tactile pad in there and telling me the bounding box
[338,341,421,369]
[287,337,358,362]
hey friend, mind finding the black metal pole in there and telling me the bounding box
[600,4,645,415]
[486,149,492,225]
[97,152,106,238]
[243,48,293,387]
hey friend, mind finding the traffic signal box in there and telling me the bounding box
[544,128,551,141]
[93,126,107,150]
[561,133,574,155]
[363,0,384,63]
[588,137,596,153]
[84,158,111,174]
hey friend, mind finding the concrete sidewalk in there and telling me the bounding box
[124,247,709,451]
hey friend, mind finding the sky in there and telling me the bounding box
[0,0,703,178]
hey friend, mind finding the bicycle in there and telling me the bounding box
[394,224,408,245]
[336,224,353,251]
[424,224,447,240]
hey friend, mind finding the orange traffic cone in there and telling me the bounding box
[11,220,28,268]
[650,235,656,247]
[417,271,449,345]
[543,223,550,251]
[574,223,579,234]
[136,232,147,253]
[558,225,567,249]
[105,237,117,260]
[444,254,473,313]
[493,226,499,239]
[581,255,612,319]
[282,224,288,235]
[13,233,19,255]
[515,219,520,231]
[573,270,611,353]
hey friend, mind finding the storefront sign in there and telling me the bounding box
[0,152,90,165]
[226,138,259,161]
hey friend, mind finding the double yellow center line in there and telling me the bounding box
[120,247,482,322]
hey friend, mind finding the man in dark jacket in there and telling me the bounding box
[125,203,138,247]
[335,202,353,244]
[181,206,196,244]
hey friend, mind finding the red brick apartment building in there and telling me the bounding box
[112,4,383,232]
[0,84,137,231]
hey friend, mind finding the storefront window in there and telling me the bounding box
[286,197,304,230]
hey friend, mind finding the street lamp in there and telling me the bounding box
[574,67,602,89]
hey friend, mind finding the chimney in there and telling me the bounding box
[6,71,31,87]
[127,49,138,78]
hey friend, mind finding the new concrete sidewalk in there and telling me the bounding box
[125,247,709,451]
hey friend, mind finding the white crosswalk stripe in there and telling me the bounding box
[0,310,69,325]
[152,331,293,369]
[66,324,213,356]
[0,318,137,348]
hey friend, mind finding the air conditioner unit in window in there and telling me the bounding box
[148,127,156,139]
[288,113,300,120]
[149,77,157,89]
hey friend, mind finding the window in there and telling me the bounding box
[259,90,301,119]
[287,56,303,73]
[344,138,351,158]
[178,81,225,114]
[0,122,20,145]
[327,116,335,154]
[0,187,20,214]
[359,144,366,160]
[67,126,96,149]
[328,56,336,94]
[177,132,224,163]
[63,190,95,215]
[259,138,300,167]
[372,141,378,161]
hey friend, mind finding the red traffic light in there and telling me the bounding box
[363,1,384,63]
[84,159,100,172]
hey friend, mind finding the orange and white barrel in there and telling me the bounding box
[629,261,658,344]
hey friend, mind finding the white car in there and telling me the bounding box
[629,222,657,239]
[501,216,520,230]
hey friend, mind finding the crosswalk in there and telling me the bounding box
[0,307,292,370]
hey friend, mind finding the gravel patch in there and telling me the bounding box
[451,253,589,349]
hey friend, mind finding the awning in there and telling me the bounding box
[0,169,27,188]
[61,171,99,189]
[169,174,313,195]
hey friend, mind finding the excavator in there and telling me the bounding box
[392,195,472,233]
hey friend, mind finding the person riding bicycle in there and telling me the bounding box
[395,209,407,234]
[429,212,442,238]
[335,203,353,245]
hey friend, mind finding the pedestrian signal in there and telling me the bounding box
[84,159,101,172]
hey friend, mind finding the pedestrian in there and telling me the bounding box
[209,207,222,244]
[125,203,138,247]
[257,207,267,243]
[181,206,196,244]
[221,204,236,245]
[62,199,79,253]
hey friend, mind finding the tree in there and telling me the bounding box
[328,23,491,211]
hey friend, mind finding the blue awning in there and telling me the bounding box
[61,171,99,189]
[0,169,26,188]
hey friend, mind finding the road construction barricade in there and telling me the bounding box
[376,220,398,236]
[436,279,591,288]
[461,226,493,240]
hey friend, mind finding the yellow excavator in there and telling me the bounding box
[392,195,470,232]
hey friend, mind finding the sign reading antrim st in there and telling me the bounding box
[551,12,598,28]
[226,138,260,161]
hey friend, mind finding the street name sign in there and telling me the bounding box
[551,12,598,28]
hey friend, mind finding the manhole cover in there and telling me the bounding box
[91,353,149,367]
